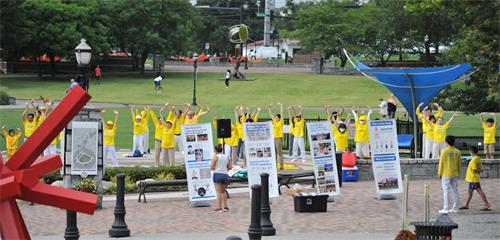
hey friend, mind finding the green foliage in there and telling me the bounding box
[0,86,10,105]
[75,178,98,194]
[108,175,137,193]
[42,171,62,184]
[103,165,186,183]
[154,172,176,181]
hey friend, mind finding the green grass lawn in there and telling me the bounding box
[0,72,494,149]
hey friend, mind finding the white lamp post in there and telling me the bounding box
[74,39,92,92]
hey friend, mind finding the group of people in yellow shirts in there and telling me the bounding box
[2,99,58,161]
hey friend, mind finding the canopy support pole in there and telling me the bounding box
[405,73,419,158]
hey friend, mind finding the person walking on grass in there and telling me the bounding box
[154,74,163,93]
[94,65,102,85]
[460,146,491,211]
[1,126,22,160]
[102,110,119,166]
[225,69,231,88]
[150,107,166,166]
[211,144,232,212]
[438,135,461,214]
[480,112,496,159]
[352,106,372,159]
[269,103,284,170]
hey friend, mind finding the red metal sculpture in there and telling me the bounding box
[0,87,98,240]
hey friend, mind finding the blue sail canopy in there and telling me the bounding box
[356,61,472,119]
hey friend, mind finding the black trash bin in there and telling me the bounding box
[411,214,458,240]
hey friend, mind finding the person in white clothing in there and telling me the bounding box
[224,69,231,88]
[379,98,388,119]
[211,144,232,212]
[154,74,163,92]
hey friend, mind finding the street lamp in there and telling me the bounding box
[74,39,92,92]
[192,52,198,106]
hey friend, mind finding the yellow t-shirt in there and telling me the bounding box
[236,115,247,140]
[103,127,117,146]
[229,124,239,147]
[150,111,165,141]
[416,108,428,133]
[23,120,38,138]
[3,129,22,159]
[426,123,435,141]
[438,146,461,178]
[140,111,150,132]
[167,112,184,135]
[432,123,449,143]
[272,118,284,138]
[333,127,349,151]
[161,126,175,149]
[184,115,199,125]
[354,121,369,143]
[293,118,305,137]
[132,121,145,135]
[37,117,57,145]
[482,123,496,144]
[465,156,481,183]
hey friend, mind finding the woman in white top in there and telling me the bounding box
[211,144,232,212]
[225,69,231,88]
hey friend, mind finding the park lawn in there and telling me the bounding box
[0,72,492,149]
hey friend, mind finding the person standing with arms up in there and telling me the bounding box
[480,112,496,159]
[438,135,461,214]
[102,110,119,166]
[184,104,209,125]
[130,107,145,155]
[426,113,457,159]
[290,105,305,162]
[167,104,186,154]
[352,106,372,159]
[1,126,22,160]
[150,107,166,166]
[416,102,443,159]
[136,106,151,155]
[21,101,39,142]
[269,103,284,170]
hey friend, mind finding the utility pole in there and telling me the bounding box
[263,0,274,46]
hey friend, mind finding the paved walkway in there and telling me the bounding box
[22,179,499,239]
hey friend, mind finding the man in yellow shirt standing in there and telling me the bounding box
[22,102,39,142]
[161,116,178,166]
[290,105,305,162]
[269,103,284,170]
[131,107,145,155]
[438,135,461,214]
[460,146,490,211]
[136,106,151,155]
[235,105,247,161]
[352,106,372,159]
[480,112,496,159]
[2,126,22,160]
[103,110,119,166]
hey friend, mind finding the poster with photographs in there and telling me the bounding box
[306,121,341,196]
[244,122,279,198]
[368,120,403,195]
[71,121,98,176]
[181,123,216,202]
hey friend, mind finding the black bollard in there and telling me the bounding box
[109,174,130,237]
[248,184,262,240]
[225,236,242,240]
[260,173,276,236]
[64,210,79,240]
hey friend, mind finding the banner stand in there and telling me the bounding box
[190,201,211,207]
[376,194,397,200]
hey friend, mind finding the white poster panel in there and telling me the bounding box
[244,122,279,198]
[306,121,341,196]
[368,120,403,195]
[181,123,217,202]
[71,121,98,176]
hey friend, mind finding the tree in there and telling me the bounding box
[107,0,201,74]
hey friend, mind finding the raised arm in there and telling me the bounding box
[351,106,358,122]
[198,105,210,117]
[345,113,352,127]
[22,102,29,122]
[367,107,372,120]
[150,109,159,126]
[446,113,457,125]
[434,103,444,118]
[337,105,345,119]
[416,102,423,117]
[1,126,6,137]
[184,103,190,117]
[324,105,331,120]
[253,107,261,121]
[130,107,135,122]
[297,105,303,117]
[268,104,275,119]
[113,111,119,127]
[279,103,283,119]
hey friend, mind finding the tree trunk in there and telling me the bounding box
[139,51,148,75]
[49,53,56,77]
[132,54,139,71]
[339,55,347,68]
[36,53,42,78]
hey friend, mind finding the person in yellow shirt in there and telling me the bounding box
[131,107,145,155]
[290,105,305,162]
[460,146,490,211]
[228,122,239,165]
[426,113,457,159]
[249,106,261,122]
[135,106,151,154]
[21,101,39,141]
[332,113,351,152]
[150,107,165,166]
[103,110,119,166]
[161,115,178,166]
[166,104,186,153]
[235,105,247,160]
[287,108,296,157]
[184,103,209,125]
[269,103,284,170]
[2,126,22,160]
[480,112,496,159]
[416,102,443,159]
[437,135,461,214]
[37,100,58,156]
[352,106,372,159]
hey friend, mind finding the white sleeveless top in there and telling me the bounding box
[214,154,229,174]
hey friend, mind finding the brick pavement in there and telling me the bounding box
[21,178,499,238]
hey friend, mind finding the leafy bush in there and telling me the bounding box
[0,86,10,105]
[42,171,62,184]
[108,175,137,193]
[75,178,98,194]
[104,165,186,182]
[154,172,175,181]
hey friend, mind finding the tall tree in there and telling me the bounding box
[107,0,201,74]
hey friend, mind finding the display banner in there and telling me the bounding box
[368,120,403,195]
[181,123,216,201]
[306,121,341,196]
[71,121,98,176]
[244,122,279,198]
